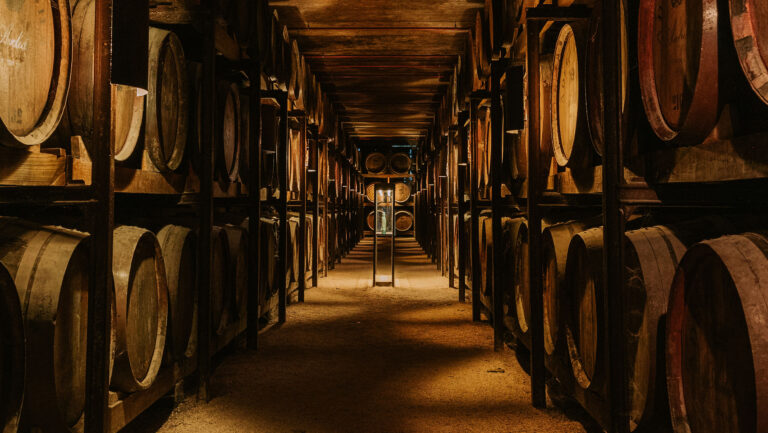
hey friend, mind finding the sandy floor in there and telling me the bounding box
[126,238,589,433]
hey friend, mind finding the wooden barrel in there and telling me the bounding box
[667,232,768,433]
[513,220,530,333]
[464,30,482,95]
[542,218,598,356]
[288,216,301,288]
[366,152,387,173]
[278,25,292,89]
[394,182,411,203]
[730,0,768,105]
[0,219,91,430]
[261,104,279,192]
[210,226,231,334]
[474,10,491,78]
[318,215,327,269]
[112,226,168,393]
[365,183,377,202]
[288,40,304,103]
[156,225,196,362]
[0,263,23,433]
[395,211,413,233]
[390,152,412,174]
[223,225,247,320]
[215,81,241,183]
[259,218,279,304]
[239,94,251,184]
[551,22,592,168]
[479,214,493,297]
[500,218,526,333]
[638,0,720,144]
[65,0,144,161]
[146,27,188,172]
[367,211,376,231]
[0,0,70,146]
[585,0,629,156]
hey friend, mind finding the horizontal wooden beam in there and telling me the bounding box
[290,27,469,36]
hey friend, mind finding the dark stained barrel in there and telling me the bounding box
[258,218,279,305]
[0,263,23,433]
[666,232,768,433]
[112,226,168,393]
[389,153,412,174]
[261,103,280,193]
[223,225,248,320]
[500,218,526,333]
[729,0,768,105]
[146,27,188,172]
[215,81,241,183]
[239,94,251,184]
[0,219,90,431]
[156,225,196,362]
[288,216,300,288]
[211,226,231,334]
[395,211,414,233]
[367,211,376,231]
[638,0,721,144]
[366,152,387,173]
[289,40,304,103]
[0,0,71,146]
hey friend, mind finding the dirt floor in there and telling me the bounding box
[126,238,590,433]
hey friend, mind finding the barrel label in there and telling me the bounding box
[0,27,27,64]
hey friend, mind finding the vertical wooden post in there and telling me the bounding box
[247,55,262,349]
[457,110,469,304]
[448,129,455,289]
[278,91,288,323]
[526,19,546,409]
[490,59,506,351]
[469,99,481,322]
[311,128,320,287]
[603,0,629,431]
[299,116,307,302]
[85,0,114,430]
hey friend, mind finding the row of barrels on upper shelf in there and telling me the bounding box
[422,0,768,198]
[363,152,413,175]
[0,213,315,433]
[445,210,768,433]
[0,0,356,189]
[364,181,413,204]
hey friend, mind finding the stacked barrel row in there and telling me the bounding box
[0,217,255,433]
[0,0,339,195]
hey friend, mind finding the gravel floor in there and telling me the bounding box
[125,238,590,433]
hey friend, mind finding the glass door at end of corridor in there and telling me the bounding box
[373,184,395,287]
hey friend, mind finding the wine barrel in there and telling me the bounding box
[585,0,629,156]
[366,153,387,174]
[65,0,144,161]
[513,219,530,333]
[464,30,482,95]
[259,218,279,305]
[638,0,720,144]
[0,264,23,433]
[479,214,493,297]
[288,126,303,198]
[499,218,526,333]
[277,25,292,89]
[261,104,279,192]
[0,219,91,430]
[211,226,231,334]
[223,225,247,321]
[551,22,592,168]
[318,215,327,270]
[239,94,251,184]
[390,153,412,174]
[156,225,196,362]
[730,0,768,105]
[288,216,301,288]
[474,10,491,78]
[394,182,411,203]
[215,81,241,183]
[0,0,70,146]
[146,27,189,172]
[304,216,314,280]
[288,40,304,103]
[112,226,168,393]
[667,232,768,433]
[365,183,378,202]
[367,211,376,231]
[395,211,414,232]
[542,218,599,356]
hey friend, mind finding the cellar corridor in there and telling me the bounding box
[126,239,586,433]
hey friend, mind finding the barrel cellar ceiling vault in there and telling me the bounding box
[271,0,484,146]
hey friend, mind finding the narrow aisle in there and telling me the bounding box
[147,239,586,433]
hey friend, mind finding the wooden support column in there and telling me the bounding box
[277,91,288,323]
[490,59,506,352]
[299,115,307,302]
[457,110,469,304]
[469,99,482,322]
[247,56,262,349]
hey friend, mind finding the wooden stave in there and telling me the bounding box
[666,232,768,433]
[637,0,721,144]
[729,0,768,105]
[365,183,378,202]
[223,225,248,321]
[64,0,145,161]
[476,107,492,198]
[146,27,189,172]
[0,0,71,146]
[550,22,592,169]
[288,40,303,102]
[395,211,414,233]
[0,219,92,431]
[156,225,197,363]
[367,211,376,231]
[288,126,303,198]
[215,81,241,183]
[0,263,23,433]
[112,226,169,393]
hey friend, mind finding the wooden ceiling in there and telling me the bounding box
[271,0,483,144]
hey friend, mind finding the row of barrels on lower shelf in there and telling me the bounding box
[0,214,315,433]
[364,182,413,204]
[365,211,415,233]
[451,211,768,432]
